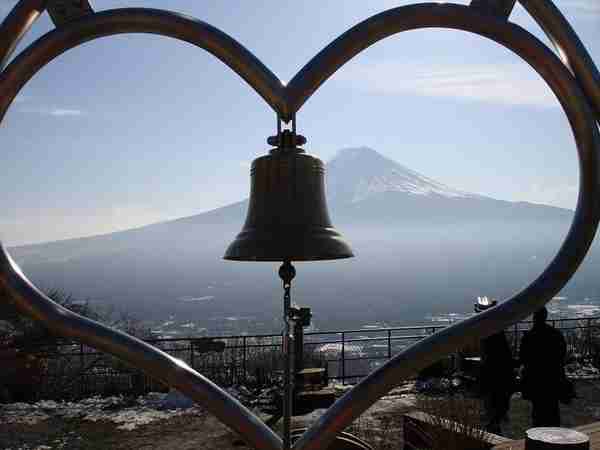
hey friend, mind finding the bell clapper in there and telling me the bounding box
[279,260,296,450]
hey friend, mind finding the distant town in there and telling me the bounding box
[142,295,600,340]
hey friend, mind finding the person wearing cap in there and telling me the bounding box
[475,297,517,434]
[519,306,567,427]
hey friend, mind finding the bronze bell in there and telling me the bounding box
[224,131,353,261]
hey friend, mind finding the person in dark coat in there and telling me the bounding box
[519,306,567,427]
[475,297,516,434]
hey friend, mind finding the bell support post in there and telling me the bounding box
[46,0,94,27]
[0,0,46,69]
[0,7,287,121]
[0,2,598,450]
[469,0,517,20]
[279,261,297,450]
[520,0,600,121]
[284,2,600,126]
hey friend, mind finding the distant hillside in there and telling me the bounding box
[8,147,597,331]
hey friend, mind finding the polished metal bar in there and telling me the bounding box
[0,8,287,120]
[0,0,46,70]
[289,5,600,450]
[286,3,598,120]
[519,0,600,121]
[470,0,517,20]
[0,245,282,450]
[279,261,296,450]
[283,294,292,450]
[46,0,94,27]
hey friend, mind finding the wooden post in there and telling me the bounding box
[525,428,589,450]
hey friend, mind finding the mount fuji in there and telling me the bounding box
[6,147,597,330]
[327,147,476,203]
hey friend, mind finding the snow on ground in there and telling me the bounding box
[0,382,420,433]
[0,392,204,431]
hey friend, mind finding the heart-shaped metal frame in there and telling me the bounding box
[0,2,599,449]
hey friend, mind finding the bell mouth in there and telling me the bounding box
[223,226,354,262]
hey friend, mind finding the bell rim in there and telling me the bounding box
[223,227,354,261]
[223,253,354,262]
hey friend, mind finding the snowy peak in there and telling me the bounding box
[326,147,476,204]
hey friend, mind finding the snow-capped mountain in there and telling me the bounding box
[327,147,476,203]
[7,146,589,329]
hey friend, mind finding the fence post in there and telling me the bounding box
[79,343,84,397]
[587,318,592,359]
[387,329,392,360]
[242,336,247,385]
[341,332,345,384]
[190,340,195,369]
[230,340,235,386]
[294,322,304,374]
[513,323,519,356]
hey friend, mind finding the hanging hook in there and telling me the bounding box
[268,114,306,149]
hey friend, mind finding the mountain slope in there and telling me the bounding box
[327,147,571,225]
[6,147,587,330]
[327,147,477,204]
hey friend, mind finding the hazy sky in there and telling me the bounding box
[0,0,598,246]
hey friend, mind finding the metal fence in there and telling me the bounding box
[3,316,598,400]
[303,317,600,384]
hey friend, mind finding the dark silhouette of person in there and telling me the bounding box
[475,297,516,434]
[519,306,567,427]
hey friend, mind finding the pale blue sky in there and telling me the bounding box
[0,0,598,245]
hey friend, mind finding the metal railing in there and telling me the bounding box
[2,316,598,400]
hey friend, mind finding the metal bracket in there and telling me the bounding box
[47,0,94,27]
[470,0,517,20]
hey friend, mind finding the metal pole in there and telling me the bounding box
[242,335,247,385]
[294,319,304,374]
[0,8,288,121]
[513,323,518,355]
[341,332,345,383]
[519,0,600,120]
[587,318,592,359]
[279,261,296,450]
[283,309,291,450]
[0,0,45,70]
[190,341,195,369]
[80,343,85,397]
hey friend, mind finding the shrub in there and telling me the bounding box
[0,289,150,401]
[415,394,488,450]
